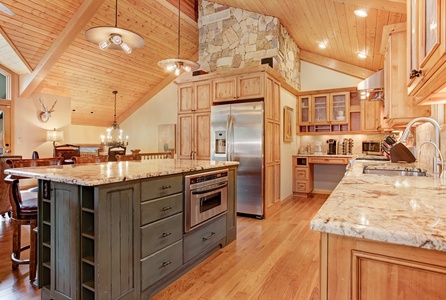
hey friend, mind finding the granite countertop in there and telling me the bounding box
[310,159,446,252]
[4,159,239,186]
[293,154,354,158]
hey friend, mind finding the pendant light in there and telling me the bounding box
[158,0,199,75]
[85,0,144,54]
[100,91,128,147]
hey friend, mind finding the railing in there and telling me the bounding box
[139,150,174,160]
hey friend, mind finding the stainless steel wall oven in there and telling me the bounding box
[184,169,228,232]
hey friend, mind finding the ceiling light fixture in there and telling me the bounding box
[358,52,367,59]
[85,0,144,54]
[101,91,128,147]
[318,43,327,49]
[157,0,199,76]
[354,9,368,18]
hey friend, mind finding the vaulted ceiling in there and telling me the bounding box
[0,0,406,127]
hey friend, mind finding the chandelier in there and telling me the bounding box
[157,0,199,75]
[101,91,128,147]
[85,0,144,54]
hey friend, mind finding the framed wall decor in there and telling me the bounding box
[158,124,176,152]
[283,106,294,142]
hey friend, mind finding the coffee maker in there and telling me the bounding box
[326,139,337,155]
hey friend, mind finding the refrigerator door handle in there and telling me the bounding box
[228,114,234,161]
[225,115,230,161]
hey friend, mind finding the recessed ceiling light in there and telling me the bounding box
[354,9,368,18]
[318,43,327,49]
[358,52,367,59]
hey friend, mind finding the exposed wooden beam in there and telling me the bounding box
[19,0,105,98]
[300,50,375,79]
[117,73,178,124]
[0,26,32,74]
[332,0,406,14]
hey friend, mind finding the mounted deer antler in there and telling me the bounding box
[38,98,57,122]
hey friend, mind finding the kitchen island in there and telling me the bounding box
[5,159,238,300]
[311,160,446,299]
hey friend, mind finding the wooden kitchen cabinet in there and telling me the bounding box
[177,112,210,160]
[329,92,349,124]
[298,95,311,125]
[213,73,264,102]
[292,156,313,197]
[360,97,381,132]
[383,24,430,126]
[178,81,212,114]
[407,0,446,103]
[320,233,446,300]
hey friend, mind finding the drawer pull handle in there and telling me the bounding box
[162,206,172,211]
[161,261,172,268]
[203,232,216,241]
[162,232,172,237]
[162,185,172,189]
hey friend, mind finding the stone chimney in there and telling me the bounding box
[198,0,300,90]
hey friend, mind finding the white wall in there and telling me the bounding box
[280,88,298,200]
[120,82,178,153]
[300,61,362,91]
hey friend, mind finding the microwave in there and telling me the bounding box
[362,140,381,155]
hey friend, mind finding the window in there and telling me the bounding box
[0,69,10,100]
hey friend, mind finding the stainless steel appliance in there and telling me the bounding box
[210,102,264,218]
[362,140,381,155]
[326,139,338,155]
[184,169,228,232]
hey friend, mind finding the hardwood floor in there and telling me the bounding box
[153,194,327,300]
[0,194,326,300]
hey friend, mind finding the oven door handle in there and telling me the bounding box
[191,182,228,195]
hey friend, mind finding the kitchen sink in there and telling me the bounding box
[363,165,427,176]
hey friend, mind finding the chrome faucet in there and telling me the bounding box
[400,117,442,174]
[418,141,444,178]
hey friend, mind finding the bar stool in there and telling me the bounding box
[4,175,37,282]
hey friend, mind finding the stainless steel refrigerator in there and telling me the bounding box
[210,101,264,218]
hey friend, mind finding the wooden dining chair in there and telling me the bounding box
[108,146,126,161]
[6,157,63,168]
[72,155,108,164]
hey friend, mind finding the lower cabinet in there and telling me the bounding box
[183,215,227,262]
[321,233,446,300]
[38,168,236,300]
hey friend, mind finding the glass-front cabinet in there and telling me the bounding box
[298,96,311,125]
[407,0,446,101]
[329,92,349,124]
[311,94,328,124]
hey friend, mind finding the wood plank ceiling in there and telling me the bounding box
[0,0,406,127]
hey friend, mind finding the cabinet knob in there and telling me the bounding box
[162,232,172,237]
[162,185,171,189]
[162,206,172,211]
[410,69,422,79]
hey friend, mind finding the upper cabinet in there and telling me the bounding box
[407,0,446,103]
[382,24,430,125]
[298,96,311,125]
[178,81,212,114]
[213,73,264,102]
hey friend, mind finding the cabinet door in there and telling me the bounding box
[329,92,349,123]
[213,77,237,102]
[237,73,264,100]
[311,94,329,123]
[177,114,193,159]
[361,100,381,132]
[178,84,194,114]
[298,96,312,125]
[195,81,212,112]
[265,76,280,121]
[194,112,211,160]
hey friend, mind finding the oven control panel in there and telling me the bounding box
[189,171,228,185]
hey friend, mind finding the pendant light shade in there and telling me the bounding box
[85,0,144,54]
[158,0,199,75]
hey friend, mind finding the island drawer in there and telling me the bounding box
[140,240,183,291]
[141,213,182,258]
[140,193,183,225]
[183,214,226,262]
[141,174,182,201]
